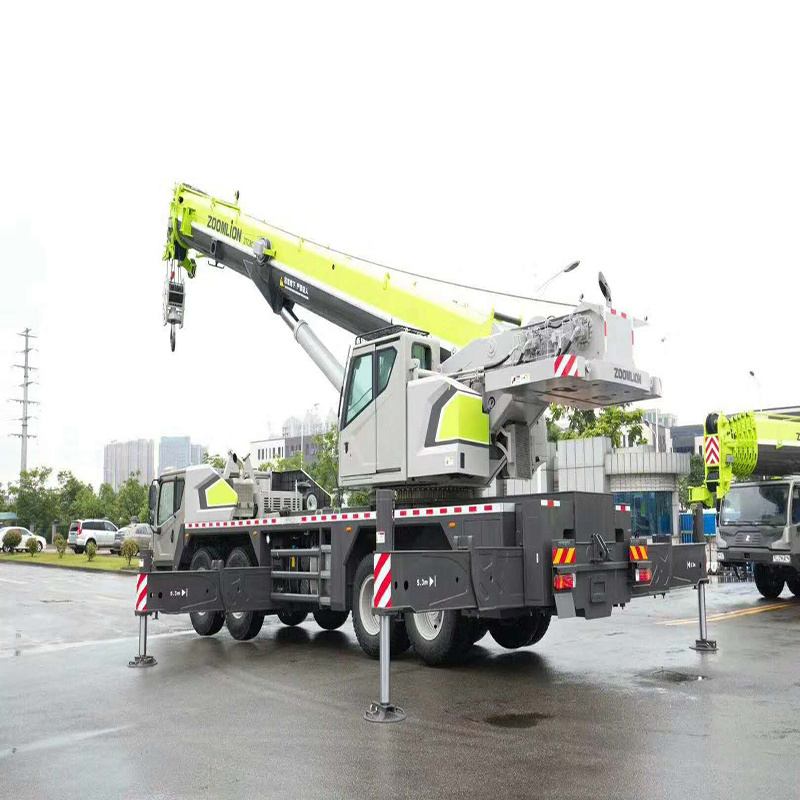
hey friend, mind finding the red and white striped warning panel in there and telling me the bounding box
[541,499,561,508]
[609,308,628,319]
[615,504,631,512]
[135,574,148,613]
[373,552,391,609]
[184,503,514,530]
[553,354,579,378]
[704,435,720,466]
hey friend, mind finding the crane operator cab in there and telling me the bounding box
[338,328,491,488]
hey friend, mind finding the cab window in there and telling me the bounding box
[344,352,374,426]
[158,481,175,526]
[793,486,800,525]
[412,343,431,371]
[377,348,396,395]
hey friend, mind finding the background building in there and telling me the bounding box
[103,439,155,490]
[158,436,207,474]
[252,406,337,466]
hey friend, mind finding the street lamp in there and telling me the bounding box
[535,260,580,294]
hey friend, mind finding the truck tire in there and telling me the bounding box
[754,564,785,599]
[352,554,410,659]
[277,609,308,626]
[313,609,349,630]
[405,609,474,665]
[224,547,265,641]
[189,547,225,636]
[529,611,552,645]
[470,619,489,645]
[787,575,800,597]
[489,611,548,649]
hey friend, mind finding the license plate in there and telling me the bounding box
[772,554,791,564]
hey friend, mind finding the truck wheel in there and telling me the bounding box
[754,564,785,599]
[277,609,308,626]
[787,575,800,597]
[224,548,265,641]
[470,619,489,645]
[189,547,225,636]
[529,611,552,645]
[489,613,542,649]
[313,609,349,630]
[352,553,410,659]
[405,609,474,665]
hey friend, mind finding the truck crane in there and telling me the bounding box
[140,183,707,666]
[691,410,800,599]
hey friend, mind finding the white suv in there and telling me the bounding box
[68,519,119,554]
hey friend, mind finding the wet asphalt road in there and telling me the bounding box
[2,563,799,800]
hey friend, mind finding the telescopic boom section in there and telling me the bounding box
[164,183,496,351]
[691,410,800,506]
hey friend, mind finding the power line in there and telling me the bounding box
[262,220,577,309]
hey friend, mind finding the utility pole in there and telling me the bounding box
[10,328,38,477]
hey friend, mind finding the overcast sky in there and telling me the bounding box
[1,2,798,488]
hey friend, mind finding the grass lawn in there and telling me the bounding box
[0,550,135,572]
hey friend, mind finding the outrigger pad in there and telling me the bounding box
[364,702,407,724]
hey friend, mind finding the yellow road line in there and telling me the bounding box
[659,600,798,626]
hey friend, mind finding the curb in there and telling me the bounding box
[0,559,138,576]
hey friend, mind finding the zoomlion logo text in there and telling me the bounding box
[207,215,242,242]
[613,367,642,384]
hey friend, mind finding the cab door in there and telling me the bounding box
[375,344,405,474]
[339,346,377,482]
[152,477,185,566]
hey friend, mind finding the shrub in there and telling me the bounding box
[2,530,22,552]
[53,534,67,558]
[26,536,39,556]
[120,538,139,566]
[86,541,97,562]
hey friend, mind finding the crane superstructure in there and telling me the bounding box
[164,183,660,489]
[138,183,707,667]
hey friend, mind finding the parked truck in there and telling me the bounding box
[692,410,800,599]
[141,183,707,665]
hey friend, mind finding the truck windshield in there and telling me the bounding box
[720,484,789,526]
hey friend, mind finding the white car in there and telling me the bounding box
[114,523,153,553]
[67,519,119,554]
[0,526,47,553]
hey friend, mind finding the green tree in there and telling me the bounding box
[203,453,226,470]
[309,426,338,493]
[117,473,147,526]
[72,485,100,520]
[546,404,645,448]
[9,468,59,539]
[679,454,705,509]
[98,483,119,523]
[0,481,10,513]
[56,471,90,532]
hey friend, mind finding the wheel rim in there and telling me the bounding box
[414,611,444,641]
[229,612,245,621]
[194,564,208,618]
[359,575,380,637]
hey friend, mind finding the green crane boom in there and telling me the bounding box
[691,410,800,507]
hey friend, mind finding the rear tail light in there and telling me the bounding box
[77,523,82,535]
[553,573,575,591]
[634,568,652,583]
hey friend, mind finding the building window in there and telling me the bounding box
[613,491,673,536]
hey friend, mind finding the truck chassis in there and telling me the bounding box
[141,492,705,664]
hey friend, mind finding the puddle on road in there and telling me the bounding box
[650,669,709,684]
[40,599,71,604]
[484,712,552,729]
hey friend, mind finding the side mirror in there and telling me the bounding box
[148,482,158,524]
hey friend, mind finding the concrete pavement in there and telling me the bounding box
[2,563,799,799]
